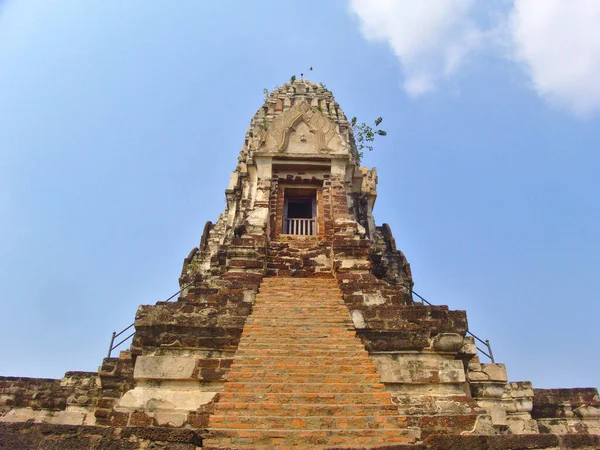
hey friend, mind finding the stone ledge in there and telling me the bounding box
[421,433,600,449]
[0,422,202,450]
[532,387,600,419]
[1,422,598,449]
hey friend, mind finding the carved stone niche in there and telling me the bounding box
[260,101,346,155]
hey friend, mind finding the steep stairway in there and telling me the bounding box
[204,277,418,449]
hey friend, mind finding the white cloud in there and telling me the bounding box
[349,1,600,117]
[509,0,600,116]
[349,0,482,96]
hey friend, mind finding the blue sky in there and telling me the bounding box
[0,1,598,389]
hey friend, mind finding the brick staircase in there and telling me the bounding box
[204,277,419,449]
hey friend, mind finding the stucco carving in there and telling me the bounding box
[260,101,345,154]
[360,167,378,196]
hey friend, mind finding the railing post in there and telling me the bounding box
[284,218,317,236]
[107,331,116,358]
[486,339,495,363]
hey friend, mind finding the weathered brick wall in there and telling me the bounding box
[266,240,333,277]
[1,422,598,450]
[330,220,467,353]
[321,175,336,238]
[95,270,265,428]
[0,423,202,450]
[0,372,99,415]
[370,224,414,288]
[421,432,600,449]
[61,371,100,410]
[94,353,134,426]
[533,388,600,420]
[132,273,261,353]
[533,387,600,435]
[0,377,67,413]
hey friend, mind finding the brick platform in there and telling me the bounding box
[204,277,418,449]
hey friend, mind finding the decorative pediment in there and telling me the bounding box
[260,101,345,154]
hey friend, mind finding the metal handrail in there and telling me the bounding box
[407,286,495,363]
[466,330,495,363]
[106,280,195,358]
[107,280,495,363]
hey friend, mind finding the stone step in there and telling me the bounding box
[239,329,356,335]
[254,291,342,294]
[257,287,340,290]
[206,277,413,448]
[240,336,357,341]
[242,324,354,329]
[248,306,349,311]
[255,296,344,300]
[257,293,343,298]
[233,350,367,358]
[254,290,341,293]
[243,317,352,322]
[257,295,343,299]
[239,320,353,326]
[209,414,409,430]
[260,279,339,284]
[244,314,350,319]
[216,391,394,405]
[225,372,382,383]
[236,342,362,348]
[238,336,358,342]
[246,314,351,319]
[212,403,399,417]
[244,309,349,314]
[239,330,357,336]
[259,292,342,294]
[253,298,344,301]
[238,344,366,356]
[241,325,354,330]
[203,429,417,448]
[249,298,345,303]
[238,336,358,343]
[230,364,378,374]
[259,287,340,291]
[232,357,377,366]
[222,382,385,394]
[236,343,365,350]
[261,277,338,289]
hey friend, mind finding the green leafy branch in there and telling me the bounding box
[350,116,387,161]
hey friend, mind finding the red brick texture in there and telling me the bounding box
[204,278,417,448]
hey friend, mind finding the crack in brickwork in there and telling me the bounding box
[204,277,418,449]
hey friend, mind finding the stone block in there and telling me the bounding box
[372,353,466,385]
[507,413,539,434]
[471,382,508,399]
[134,356,196,380]
[116,384,217,413]
[458,336,478,357]
[467,363,508,382]
[532,387,600,419]
[477,399,508,426]
[432,333,464,353]
[153,412,187,427]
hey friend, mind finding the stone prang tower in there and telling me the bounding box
[1,79,599,449]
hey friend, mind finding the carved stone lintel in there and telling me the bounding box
[259,101,345,154]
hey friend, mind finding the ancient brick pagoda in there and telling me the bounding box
[1,79,599,449]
